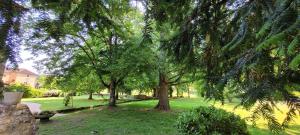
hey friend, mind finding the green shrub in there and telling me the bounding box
[30,89,44,98]
[6,83,44,98]
[63,93,71,106]
[176,106,249,135]
[7,83,33,98]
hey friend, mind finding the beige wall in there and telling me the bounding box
[15,73,38,88]
[2,71,38,88]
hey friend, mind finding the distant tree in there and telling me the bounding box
[57,66,105,100]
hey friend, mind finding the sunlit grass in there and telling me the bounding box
[22,95,108,111]
[35,97,299,135]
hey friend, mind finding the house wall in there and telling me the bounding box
[2,71,38,88]
[2,71,17,84]
[15,73,38,88]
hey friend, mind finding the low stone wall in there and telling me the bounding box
[0,103,38,135]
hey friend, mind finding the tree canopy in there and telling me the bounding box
[1,0,298,132]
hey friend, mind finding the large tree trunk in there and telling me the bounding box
[108,80,117,107]
[155,73,170,111]
[88,91,93,100]
[0,61,5,98]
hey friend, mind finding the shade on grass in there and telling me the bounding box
[36,97,300,135]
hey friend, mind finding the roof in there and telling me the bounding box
[4,68,39,76]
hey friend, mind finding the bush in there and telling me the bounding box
[43,90,61,97]
[7,83,33,98]
[30,89,44,98]
[6,83,44,98]
[176,106,249,135]
[133,94,152,100]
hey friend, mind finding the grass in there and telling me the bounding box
[37,97,300,135]
[22,95,108,111]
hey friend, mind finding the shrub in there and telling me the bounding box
[43,90,62,97]
[7,83,34,98]
[63,93,71,106]
[6,83,44,98]
[133,94,152,100]
[30,89,44,98]
[176,106,249,135]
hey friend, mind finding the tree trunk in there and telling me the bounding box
[187,87,190,98]
[169,86,173,98]
[0,61,5,98]
[88,92,93,100]
[155,73,170,111]
[108,80,117,107]
[152,88,158,98]
[115,89,119,100]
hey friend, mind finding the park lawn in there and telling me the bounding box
[38,98,300,135]
[22,95,108,111]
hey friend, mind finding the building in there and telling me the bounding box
[2,68,39,88]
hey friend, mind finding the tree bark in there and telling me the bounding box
[169,86,173,98]
[88,91,93,100]
[115,89,119,100]
[155,73,170,111]
[0,61,5,98]
[152,87,159,98]
[108,80,117,107]
[187,87,190,98]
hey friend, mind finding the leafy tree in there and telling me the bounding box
[0,0,28,89]
[29,0,155,107]
[147,0,299,132]
[58,65,105,100]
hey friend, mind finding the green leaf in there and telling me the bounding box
[256,22,272,39]
[256,32,285,51]
[287,37,299,55]
[289,53,300,70]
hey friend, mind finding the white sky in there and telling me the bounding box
[19,47,39,74]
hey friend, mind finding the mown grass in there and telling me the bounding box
[37,97,300,135]
[22,95,108,111]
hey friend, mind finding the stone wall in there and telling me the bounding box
[0,104,38,135]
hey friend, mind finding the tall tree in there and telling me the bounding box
[148,0,299,132]
[29,0,155,107]
[0,0,27,89]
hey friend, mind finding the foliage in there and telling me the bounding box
[63,93,72,107]
[0,0,28,65]
[6,83,43,98]
[37,75,60,90]
[28,0,156,107]
[176,106,249,135]
[146,0,300,131]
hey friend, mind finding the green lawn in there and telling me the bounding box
[37,98,300,135]
[22,95,108,111]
